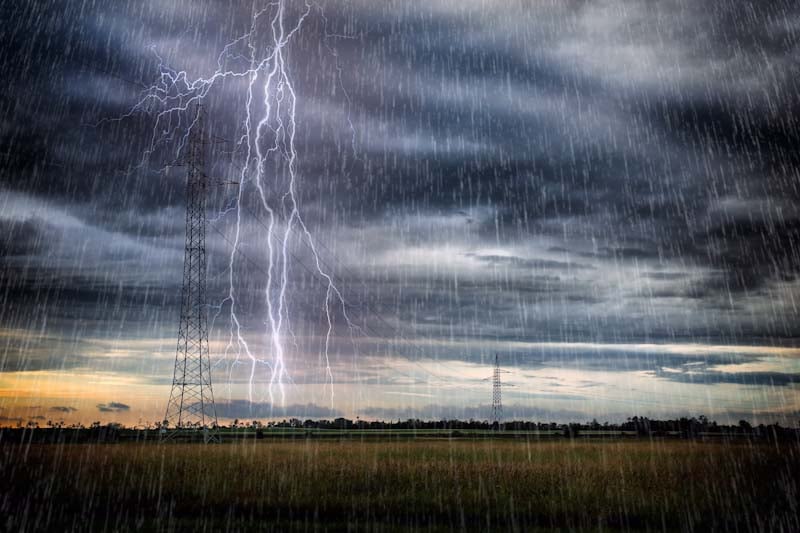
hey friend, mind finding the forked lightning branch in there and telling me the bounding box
[118,1,355,430]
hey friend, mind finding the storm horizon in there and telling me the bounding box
[2,0,800,428]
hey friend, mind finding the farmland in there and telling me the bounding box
[2,439,798,531]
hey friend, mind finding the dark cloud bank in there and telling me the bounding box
[97,402,130,413]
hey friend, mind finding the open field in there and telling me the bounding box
[2,440,798,531]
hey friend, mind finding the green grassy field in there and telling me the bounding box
[2,439,798,531]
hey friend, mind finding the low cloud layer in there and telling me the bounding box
[96,402,130,413]
[213,401,342,420]
[49,406,78,413]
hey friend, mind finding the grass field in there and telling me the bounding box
[2,439,798,531]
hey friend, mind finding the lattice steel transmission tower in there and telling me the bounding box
[492,353,503,428]
[163,104,219,442]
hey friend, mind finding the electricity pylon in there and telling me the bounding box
[492,353,503,428]
[163,104,220,443]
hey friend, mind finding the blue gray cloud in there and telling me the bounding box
[96,402,130,413]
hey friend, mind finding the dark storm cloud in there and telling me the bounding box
[579,247,663,261]
[641,272,690,281]
[459,345,764,374]
[96,402,130,413]
[1,0,799,389]
[697,218,800,291]
[0,217,48,257]
[0,344,89,373]
[49,406,78,413]
[653,367,800,387]
[464,253,595,271]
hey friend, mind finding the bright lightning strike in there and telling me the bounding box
[117,1,356,409]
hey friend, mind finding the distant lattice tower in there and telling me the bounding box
[492,353,503,428]
[163,105,220,442]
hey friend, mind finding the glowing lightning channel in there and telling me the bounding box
[117,1,357,408]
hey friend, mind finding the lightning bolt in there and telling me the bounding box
[117,1,356,409]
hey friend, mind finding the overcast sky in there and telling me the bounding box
[1,0,799,426]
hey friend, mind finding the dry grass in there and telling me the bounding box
[2,439,798,531]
